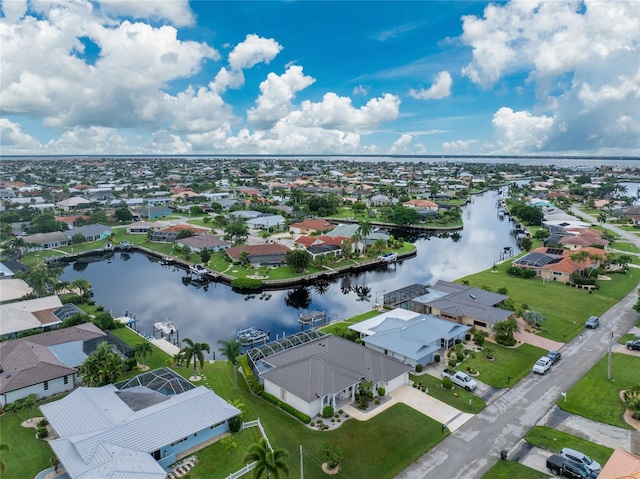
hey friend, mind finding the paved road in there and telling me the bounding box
[397,205,640,479]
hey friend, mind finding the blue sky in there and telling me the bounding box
[1,0,638,156]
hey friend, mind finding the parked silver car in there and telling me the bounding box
[561,447,602,474]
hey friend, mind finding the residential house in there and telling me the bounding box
[0,295,84,338]
[359,313,470,366]
[255,335,411,418]
[514,246,605,284]
[369,194,398,207]
[402,199,439,211]
[126,221,159,234]
[67,223,112,242]
[384,281,513,332]
[559,228,609,250]
[247,214,286,230]
[289,219,335,235]
[57,197,93,211]
[597,448,640,479]
[24,231,69,251]
[0,323,105,406]
[225,244,291,266]
[176,234,231,253]
[150,225,209,243]
[42,368,241,478]
[133,205,173,220]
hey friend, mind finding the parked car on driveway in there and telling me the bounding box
[626,339,640,351]
[532,356,552,374]
[585,316,599,329]
[546,351,562,364]
[561,448,602,474]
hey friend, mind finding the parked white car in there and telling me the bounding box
[561,447,602,474]
[532,356,552,375]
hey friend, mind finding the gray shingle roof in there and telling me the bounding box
[260,336,411,402]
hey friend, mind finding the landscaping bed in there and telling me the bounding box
[524,426,614,467]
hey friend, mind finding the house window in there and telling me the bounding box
[63,376,69,385]
[473,321,487,329]
[44,381,49,391]
[280,388,286,400]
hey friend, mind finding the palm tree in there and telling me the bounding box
[135,341,153,367]
[355,221,373,254]
[79,341,123,386]
[482,344,496,360]
[70,277,92,300]
[218,339,241,389]
[492,318,520,346]
[180,338,210,379]
[26,266,61,297]
[373,238,387,254]
[0,443,11,474]
[243,438,289,479]
[623,385,640,420]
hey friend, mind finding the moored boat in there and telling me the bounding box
[236,327,270,346]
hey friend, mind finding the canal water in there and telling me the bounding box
[60,189,519,350]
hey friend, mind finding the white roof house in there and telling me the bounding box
[349,308,422,336]
[0,295,65,337]
[42,369,241,478]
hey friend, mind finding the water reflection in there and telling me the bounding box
[60,189,520,349]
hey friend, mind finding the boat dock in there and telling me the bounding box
[298,311,328,329]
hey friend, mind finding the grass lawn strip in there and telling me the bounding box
[559,353,640,429]
[455,343,547,389]
[524,426,614,467]
[410,373,486,414]
[458,261,638,342]
[319,309,380,335]
[481,460,551,479]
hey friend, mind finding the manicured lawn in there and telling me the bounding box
[610,241,640,254]
[180,361,448,479]
[0,407,54,478]
[559,353,640,429]
[525,426,614,466]
[455,343,547,389]
[110,326,172,372]
[481,460,550,479]
[458,262,639,342]
[319,310,380,335]
[410,373,486,413]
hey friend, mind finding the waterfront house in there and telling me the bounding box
[42,368,241,478]
[0,295,85,338]
[225,244,291,266]
[402,199,439,211]
[176,234,231,253]
[126,221,158,234]
[150,225,209,243]
[23,231,69,251]
[67,223,112,242]
[0,323,105,406]
[257,335,410,418]
[514,246,605,284]
[359,313,470,367]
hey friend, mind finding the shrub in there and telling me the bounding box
[456,351,464,362]
[338,409,343,414]
[38,419,48,427]
[331,418,335,423]
[442,377,453,390]
[123,356,137,372]
[377,387,385,397]
[228,415,243,433]
[434,354,441,362]
[375,400,380,405]
[415,364,423,373]
[449,359,457,368]
[323,406,334,418]
[37,425,48,439]
[261,391,311,424]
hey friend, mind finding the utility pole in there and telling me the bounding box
[300,445,304,479]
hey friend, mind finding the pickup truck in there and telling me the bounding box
[546,454,598,478]
[441,368,478,391]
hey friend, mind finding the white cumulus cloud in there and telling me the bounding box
[490,107,554,153]
[409,71,452,100]
[0,118,42,152]
[97,0,195,27]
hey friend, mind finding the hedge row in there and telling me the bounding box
[231,278,263,290]
[239,355,263,395]
[261,391,311,424]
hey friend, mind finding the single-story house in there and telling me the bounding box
[150,225,209,243]
[67,223,112,242]
[402,199,439,211]
[56,197,93,211]
[289,219,335,235]
[386,281,513,332]
[0,295,85,338]
[326,223,390,247]
[597,448,640,479]
[225,244,291,266]
[42,368,241,478]
[558,228,608,250]
[133,205,173,220]
[247,214,286,230]
[55,215,89,228]
[514,246,605,284]
[176,234,231,252]
[361,313,470,367]
[126,221,159,234]
[0,323,105,406]
[24,231,69,251]
[257,335,411,418]
[0,278,32,302]
[368,194,398,207]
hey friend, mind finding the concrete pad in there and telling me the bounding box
[520,446,553,475]
[344,385,474,432]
